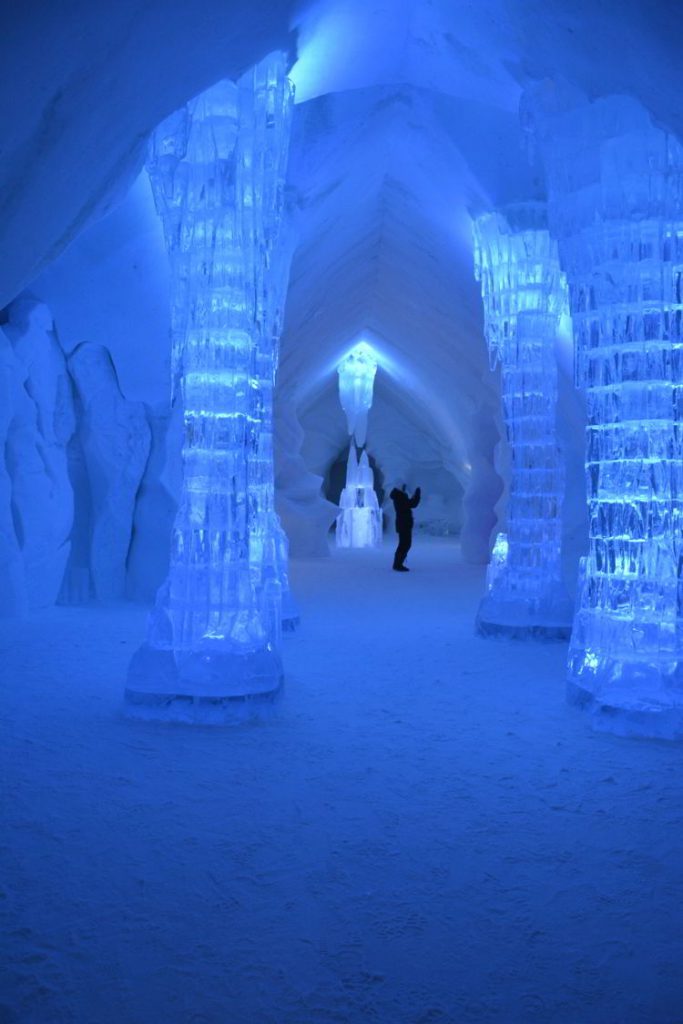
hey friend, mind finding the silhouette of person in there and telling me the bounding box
[389,483,421,571]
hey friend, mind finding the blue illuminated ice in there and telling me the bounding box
[524,89,683,736]
[483,531,508,595]
[337,342,378,446]
[125,53,294,719]
[473,203,573,638]
[336,445,382,549]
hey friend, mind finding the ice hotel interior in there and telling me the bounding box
[1,1,682,1021]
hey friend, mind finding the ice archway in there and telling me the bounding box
[290,339,473,539]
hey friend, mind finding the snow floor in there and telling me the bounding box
[2,538,683,1024]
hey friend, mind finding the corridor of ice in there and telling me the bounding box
[1,1,682,1021]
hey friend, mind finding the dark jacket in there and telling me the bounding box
[389,487,421,532]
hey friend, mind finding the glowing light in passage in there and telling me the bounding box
[337,341,378,446]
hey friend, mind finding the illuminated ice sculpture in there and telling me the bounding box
[525,89,683,737]
[335,342,382,548]
[337,342,378,447]
[336,445,382,548]
[473,204,573,637]
[125,54,294,719]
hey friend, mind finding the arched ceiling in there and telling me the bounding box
[5,0,681,494]
[278,83,534,473]
[289,0,682,137]
[290,0,522,109]
[278,0,681,478]
[0,0,297,310]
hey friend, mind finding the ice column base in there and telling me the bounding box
[476,591,573,640]
[567,678,683,741]
[124,642,283,724]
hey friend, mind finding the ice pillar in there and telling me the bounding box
[525,90,683,736]
[125,54,294,719]
[473,204,572,637]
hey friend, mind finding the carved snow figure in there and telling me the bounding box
[66,342,150,603]
[2,296,75,611]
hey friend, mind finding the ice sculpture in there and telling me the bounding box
[524,89,683,736]
[337,342,378,446]
[473,204,573,637]
[125,53,295,719]
[336,445,382,548]
[334,341,383,548]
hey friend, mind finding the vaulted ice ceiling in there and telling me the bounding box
[3,0,679,310]
[276,0,681,495]
[2,0,679,524]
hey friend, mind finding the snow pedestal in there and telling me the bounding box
[336,445,382,549]
[473,204,572,638]
[125,54,294,721]
[526,90,683,737]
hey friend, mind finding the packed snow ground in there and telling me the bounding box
[1,538,682,1024]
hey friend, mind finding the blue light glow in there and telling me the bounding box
[336,445,382,548]
[335,341,382,548]
[337,340,378,447]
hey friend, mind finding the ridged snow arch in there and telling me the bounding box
[125,53,683,742]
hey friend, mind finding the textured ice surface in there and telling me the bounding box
[337,342,378,447]
[473,204,572,637]
[126,53,294,713]
[336,446,382,549]
[64,343,150,604]
[274,389,338,557]
[527,91,683,734]
[0,296,153,614]
[0,297,75,614]
[125,403,179,603]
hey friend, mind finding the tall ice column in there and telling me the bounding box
[473,204,572,637]
[125,54,294,719]
[525,90,683,736]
